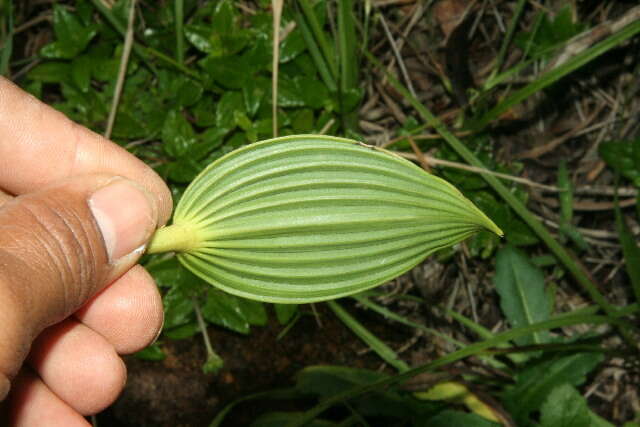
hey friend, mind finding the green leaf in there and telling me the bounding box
[296,366,388,398]
[250,413,336,427]
[164,322,200,340]
[176,79,204,107]
[201,289,250,334]
[274,303,298,325]
[168,157,202,183]
[328,300,409,372]
[420,410,500,427]
[134,343,166,361]
[70,55,92,92]
[162,109,197,158]
[148,135,502,303]
[279,28,307,63]
[502,352,604,424]
[215,91,244,130]
[41,5,97,59]
[236,298,267,326]
[615,204,640,302]
[494,245,551,345]
[162,286,195,329]
[27,62,72,83]
[599,139,640,186]
[199,55,251,89]
[539,383,613,427]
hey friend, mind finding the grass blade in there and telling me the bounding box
[297,0,338,78]
[175,0,184,65]
[293,2,336,92]
[477,17,640,128]
[365,52,630,342]
[491,0,526,75]
[615,201,640,302]
[327,300,409,372]
[286,313,621,427]
[0,0,13,77]
[352,295,464,348]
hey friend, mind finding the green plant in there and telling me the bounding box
[147,134,502,303]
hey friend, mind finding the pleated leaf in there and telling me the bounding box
[149,135,502,303]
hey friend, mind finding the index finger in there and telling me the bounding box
[0,77,172,225]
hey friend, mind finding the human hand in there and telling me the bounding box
[0,77,173,426]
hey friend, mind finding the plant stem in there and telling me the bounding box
[147,224,202,254]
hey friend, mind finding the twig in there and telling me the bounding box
[104,0,136,140]
[396,151,558,191]
[378,12,417,98]
[271,0,284,137]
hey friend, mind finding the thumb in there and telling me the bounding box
[0,175,158,395]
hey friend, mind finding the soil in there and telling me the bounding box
[99,302,413,426]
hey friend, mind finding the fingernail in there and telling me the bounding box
[89,179,156,262]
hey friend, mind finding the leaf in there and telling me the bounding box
[164,322,200,340]
[148,135,502,303]
[494,245,551,345]
[328,300,409,372]
[71,55,92,92]
[615,204,640,302]
[539,383,612,427]
[215,91,244,130]
[134,343,166,361]
[199,55,251,89]
[40,5,97,59]
[27,62,72,83]
[201,289,250,334]
[236,298,267,326]
[599,139,640,186]
[419,410,501,427]
[250,412,336,427]
[274,303,298,324]
[162,109,197,158]
[502,352,604,424]
[162,286,195,329]
[176,79,204,107]
[296,365,388,398]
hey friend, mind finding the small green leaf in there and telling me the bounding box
[236,298,267,326]
[162,286,195,329]
[274,303,298,325]
[250,413,336,427]
[539,384,611,427]
[176,79,204,107]
[71,55,92,92]
[494,245,551,345]
[503,352,604,424]
[599,139,640,186]
[202,290,250,334]
[40,5,97,59]
[27,61,72,83]
[162,109,197,158]
[296,366,388,398]
[615,204,640,302]
[134,343,166,361]
[216,91,244,130]
[164,322,200,340]
[199,55,251,89]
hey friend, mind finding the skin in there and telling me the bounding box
[0,77,173,426]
